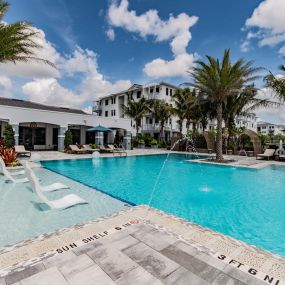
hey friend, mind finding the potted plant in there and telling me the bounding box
[138,139,145,149]
[150,139,158,149]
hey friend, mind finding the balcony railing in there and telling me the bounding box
[142,124,173,131]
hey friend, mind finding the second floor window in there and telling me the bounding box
[105,99,109,106]
[170,89,173,96]
[156,86,159,93]
[166,88,169,95]
[105,111,108,117]
[137,91,141,99]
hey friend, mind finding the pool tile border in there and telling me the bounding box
[0,205,285,284]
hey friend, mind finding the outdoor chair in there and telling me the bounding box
[24,162,87,210]
[256,149,276,160]
[0,157,28,183]
[69,145,88,154]
[15,145,31,157]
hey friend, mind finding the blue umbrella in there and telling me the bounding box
[87,125,113,132]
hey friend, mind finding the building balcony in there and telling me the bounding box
[142,124,173,132]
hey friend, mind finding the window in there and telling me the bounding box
[149,118,153,124]
[111,97,116,104]
[105,111,108,117]
[150,88,153,93]
[113,97,116,104]
[113,109,116,116]
[156,86,159,93]
[137,91,141,99]
[166,88,169,95]
[170,89,172,96]
[105,99,109,106]
[111,110,116,116]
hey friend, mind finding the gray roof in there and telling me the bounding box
[0,97,87,115]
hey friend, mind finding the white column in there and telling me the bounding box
[58,126,67,151]
[12,124,19,145]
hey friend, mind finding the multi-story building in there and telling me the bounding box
[93,82,179,141]
[93,82,259,140]
[257,121,285,135]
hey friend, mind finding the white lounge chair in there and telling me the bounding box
[15,145,31,157]
[22,163,69,192]
[24,162,87,210]
[256,149,276,160]
[0,157,28,183]
[69,145,88,154]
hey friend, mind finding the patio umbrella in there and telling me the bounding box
[87,125,113,132]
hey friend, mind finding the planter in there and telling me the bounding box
[151,145,158,149]
[138,144,145,149]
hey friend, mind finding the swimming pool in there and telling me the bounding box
[42,154,285,257]
[0,167,129,247]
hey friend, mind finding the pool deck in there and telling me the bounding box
[0,205,285,285]
[2,149,284,284]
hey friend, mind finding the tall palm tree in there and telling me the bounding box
[192,49,262,161]
[0,1,54,66]
[265,64,285,102]
[149,100,173,143]
[122,97,149,137]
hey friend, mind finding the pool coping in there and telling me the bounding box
[0,205,284,284]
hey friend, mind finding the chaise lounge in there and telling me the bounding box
[24,162,87,210]
[15,145,31,157]
[256,149,276,160]
[0,157,28,183]
[69,145,88,154]
[82,144,100,153]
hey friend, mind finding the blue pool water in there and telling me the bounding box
[42,154,285,257]
[0,168,128,247]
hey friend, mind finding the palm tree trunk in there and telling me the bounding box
[216,103,224,161]
[160,122,165,143]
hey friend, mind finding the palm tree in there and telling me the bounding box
[0,1,54,66]
[265,64,285,102]
[192,49,262,161]
[122,97,149,137]
[172,89,187,136]
[149,100,173,143]
[223,85,278,139]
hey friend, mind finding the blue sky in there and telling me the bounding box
[1,0,285,123]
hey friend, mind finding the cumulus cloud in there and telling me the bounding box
[107,0,198,78]
[144,53,196,78]
[22,78,84,108]
[242,0,285,55]
[0,76,12,97]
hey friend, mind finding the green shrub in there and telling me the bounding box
[150,138,158,145]
[3,124,15,148]
[91,144,98,149]
[64,130,73,148]
[138,139,145,144]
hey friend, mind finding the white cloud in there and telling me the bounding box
[0,76,12,97]
[83,106,93,114]
[255,87,285,124]
[79,76,131,99]
[243,0,285,55]
[22,78,84,108]
[144,53,196,78]
[106,28,115,41]
[107,0,198,78]
[59,47,99,77]
[240,40,250,53]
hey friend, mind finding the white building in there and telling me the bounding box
[94,82,258,140]
[0,97,133,151]
[93,82,179,141]
[257,121,285,135]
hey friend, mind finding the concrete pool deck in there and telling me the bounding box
[0,206,285,285]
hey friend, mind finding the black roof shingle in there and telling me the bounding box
[0,97,87,115]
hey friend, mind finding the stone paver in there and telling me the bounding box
[0,208,282,284]
[68,264,115,285]
[20,267,68,285]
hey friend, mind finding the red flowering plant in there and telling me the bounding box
[0,138,18,166]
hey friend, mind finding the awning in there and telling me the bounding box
[87,125,113,132]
